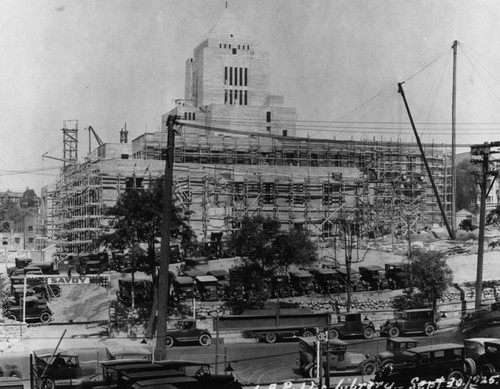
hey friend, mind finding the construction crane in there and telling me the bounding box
[86,126,103,154]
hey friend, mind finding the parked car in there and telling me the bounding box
[32,349,83,389]
[206,270,230,299]
[328,312,376,340]
[117,279,153,306]
[310,268,341,295]
[377,343,473,389]
[172,276,196,301]
[380,308,438,338]
[195,275,219,301]
[376,337,418,369]
[385,262,408,289]
[6,256,32,278]
[464,338,500,376]
[3,296,52,323]
[105,345,152,361]
[289,270,316,296]
[165,319,212,348]
[358,265,389,290]
[460,302,500,335]
[336,268,369,292]
[297,337,377,378]
[77,252,109,274]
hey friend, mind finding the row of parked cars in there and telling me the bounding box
[2,256,60,323]
[298,335,500,387]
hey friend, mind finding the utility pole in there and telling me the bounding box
[451,40,458,237]
[470,142,500,310]
[155,115,178,360]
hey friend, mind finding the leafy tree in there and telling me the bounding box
[228,215,317,307]
[456,159,479,212]
[394,249,453,313]
[99,177,194,337]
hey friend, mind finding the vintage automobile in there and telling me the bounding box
[289,270,316,296]
[3,296,52,323]
[297,337,377,378]
[28,261,60,275]
[377,343,474,389]
[336,268,369,292]
[195,275,219,301]
[105,345,152,361]
[385,262,408,290]
[464,337,500,376]
[358,265,389,290]
[33,349,84,388]
[155,360,243,389]
[310,268,341,295]
[460,302,500,335]
[380,308,438,337]
[207,269,230,298]
[117,279,153,306]
[376,337,418,369]
[165,319,212,348]
[172,276,196,301]
[328,312,377,340]
[6,256,32,277]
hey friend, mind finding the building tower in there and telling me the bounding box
[163,8,297,137]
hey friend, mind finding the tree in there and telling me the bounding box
[228,215,317,306]
[456,159,479,213]
[99,177,194,337]
[395,249,453,312]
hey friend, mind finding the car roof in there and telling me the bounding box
[34,349,79,358]
[359,265,384,271]
[155,359,211,368]
[399,308,433,313]
[101,359,153,368]
[465,338,500,346]
[207,269,228,277]
[387,337,417,343]
[289,270,313,278]
[195,275,218,283]
[404,343,464,354]
[106,345,152,359]
[174,276,194,285]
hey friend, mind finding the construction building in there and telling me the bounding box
[41,9,452,255]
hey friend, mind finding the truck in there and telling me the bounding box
[358,265,389,290]
[217,307,331,344]
[194,275,219,301]
[289,270,316,296]
[385,262,408,289]
[6,256,32,277]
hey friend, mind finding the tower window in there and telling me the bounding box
[283,130,288,137]
[266,111,271,122]
[229,67,232,85]
[238,45,240,49]
[244,68,248,86]
[224,44,227,48]
[266,126,271,132]
[224,89,228,104]
[224,66,228,85]
[244,90,248,105]
[233,48,237,54]
[239,90,243,105]
[234,67,238,85]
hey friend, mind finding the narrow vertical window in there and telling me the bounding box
[244,90,248,105]
[193,113,196,120]
[239,68,243,86]
[234,67,238,85]
[184,112,187,120]
[224,67,228,85]
[266,111,271,122]
[244,68,248,86]
[239,90,243,104]
[229,67,232,85]
[230,90,233,104]
[224,89,228,104]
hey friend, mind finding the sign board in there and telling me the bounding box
[25,274,110,287]
[317,331,328,341]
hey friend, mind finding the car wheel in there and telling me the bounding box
[481,363,496,377]
[424,324,436,336]
[363,327,374,339]
[40,312,52,323]
[464,358,476,376]
[42,378,56,389]
[388,326,400,338]
[302,329,315,338]
[165,336,175,348]
[329,329,340,339]
[308,365,324,379]
[199,333,212,347]
[51,287,61,297]
[447,371,464,388]
[7,314,17,322]
[362,360,376,376]
[41,291,49,300]
[265,332,277,344]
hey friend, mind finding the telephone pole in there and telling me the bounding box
[155,115,178,360]
[470,141,500,310]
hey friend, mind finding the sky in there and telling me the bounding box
[1,0,500,193]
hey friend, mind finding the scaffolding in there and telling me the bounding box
[48,129,451,254]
